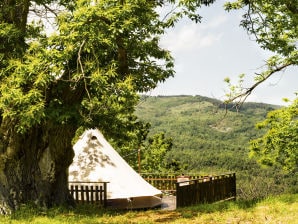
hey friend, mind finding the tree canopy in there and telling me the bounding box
[1,0,174,137]
[0,0,217,140]
[141,132,173,173]
[250,98,298,172]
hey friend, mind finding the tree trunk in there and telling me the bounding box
[0,0,87,215]
[0,122,75,214]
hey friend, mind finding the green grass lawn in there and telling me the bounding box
[0,194,297,223]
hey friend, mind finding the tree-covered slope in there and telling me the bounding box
[136,95,277,158]
[135,95,296,199]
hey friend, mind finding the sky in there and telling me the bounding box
[147,1,298,106]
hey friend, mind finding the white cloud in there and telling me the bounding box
[200,14,228,29]
[161,24,223,53]
[160,13,228,53]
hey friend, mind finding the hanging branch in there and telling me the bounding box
[226,61,293,108]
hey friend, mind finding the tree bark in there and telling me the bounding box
[0,122,75,214]
[0,0,84,214]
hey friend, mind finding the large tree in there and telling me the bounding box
[0,0,215,214]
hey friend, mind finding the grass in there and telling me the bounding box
[0,194,297,223]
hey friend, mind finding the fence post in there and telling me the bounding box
[95,186,99,203]
[75,185,79,202]
[90,186,94,203]
[175,182,180,207]
[103,182,108,207]
[81,185,84,202]
[85,185,89,203]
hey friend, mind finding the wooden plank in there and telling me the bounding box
[75,185,79,202]
[100,185,103,204]
[103,183,108,207]
[95,186,99,202]
[80,185,84,202]
[90,186,94,203]
[85,185,89,203]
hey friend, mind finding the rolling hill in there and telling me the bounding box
[135,95,296,199]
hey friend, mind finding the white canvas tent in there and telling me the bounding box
[68,129,162,209]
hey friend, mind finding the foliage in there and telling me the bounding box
[1,0,172,138]
[141,132,173,173]
[250,98,298,172]
[0,0,218,136]
[225,0,298,57]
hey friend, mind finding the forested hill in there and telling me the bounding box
[135,95,279,173]
[135,95,297,199]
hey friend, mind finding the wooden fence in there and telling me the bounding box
[68,182,108,207]
[176,173,236,207]
[141,173,203,194]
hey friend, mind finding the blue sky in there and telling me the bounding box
[148,1,298,106]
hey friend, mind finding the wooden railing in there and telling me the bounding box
[141,173,204,194]
[176,173,236,208]
[68,182,108,207]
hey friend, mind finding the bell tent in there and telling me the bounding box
[68,129,162,209]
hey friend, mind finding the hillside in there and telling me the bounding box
[135,95,296,199]
[135,95,277,171]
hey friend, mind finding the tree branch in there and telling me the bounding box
[77,40,91,101]
[226,61,293,107]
